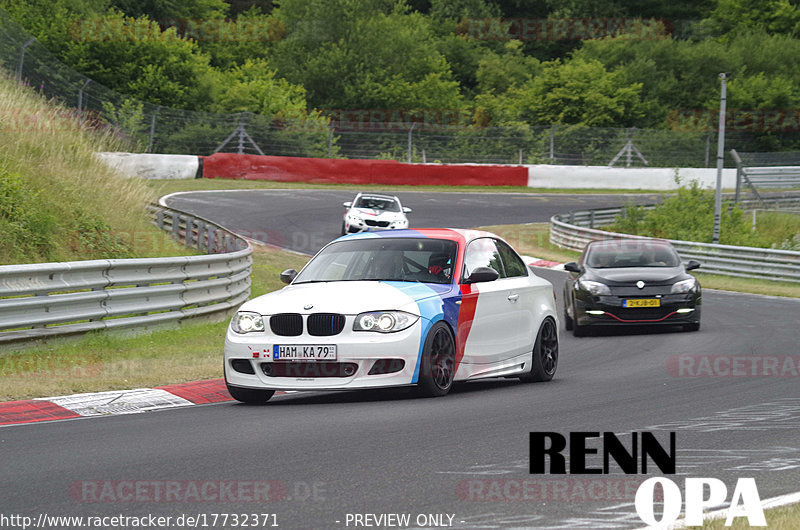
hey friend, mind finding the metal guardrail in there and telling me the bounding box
[550,205,800,283]
[0,205,252,344]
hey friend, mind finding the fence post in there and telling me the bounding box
[17,38,35,81]
[147,106,161,153]
[327,123,334,158]
[549,125,556,163]
[407,122,417,163]
[730,149,743,203]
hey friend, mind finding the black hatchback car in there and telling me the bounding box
[563,239,701,335]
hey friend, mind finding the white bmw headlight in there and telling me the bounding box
[231,311,265,333]
[393,218,409,228]
[671,278,697,294]
[353,311,419,333]
[346,214,363,224]
[578,280,611,295]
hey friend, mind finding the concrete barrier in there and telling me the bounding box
[97,152,199,180]
[526,165,738,190]
[202,153,528,187]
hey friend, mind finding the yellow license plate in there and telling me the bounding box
[623,298,660,308]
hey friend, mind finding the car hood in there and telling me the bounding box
[238,281,454,316]
[588,266,687,285]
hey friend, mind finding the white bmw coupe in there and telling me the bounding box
[224,229,559,403]
[341,193,411,234]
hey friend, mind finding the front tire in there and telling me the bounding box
[417,322,456,397]
[520,318,558,382]
[226,383,275,404]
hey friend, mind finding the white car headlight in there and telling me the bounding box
[393,218,409,227]
[671,278,697,294]
[346,214,363,224]
[353,311,419,333]
[231,311,265,333]
[578,280,611,295]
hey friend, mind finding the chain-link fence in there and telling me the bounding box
[2,8,797,166]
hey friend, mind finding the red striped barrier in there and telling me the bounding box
[202,153,527,187]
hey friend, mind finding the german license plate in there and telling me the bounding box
[623,298,660,308]
[273,344,337,361]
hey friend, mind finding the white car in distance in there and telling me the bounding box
[342,193,411,235]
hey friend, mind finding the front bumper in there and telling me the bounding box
[224,320,425,391]
[574,293,701,326]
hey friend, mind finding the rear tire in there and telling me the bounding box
[417,322,456,397]
[226,384,275,404]
[520,318,558,382]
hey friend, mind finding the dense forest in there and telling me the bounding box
[2,0,799,149]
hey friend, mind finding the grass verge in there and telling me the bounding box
[0,246,309,401]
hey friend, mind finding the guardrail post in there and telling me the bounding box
[171,212,180,241]
[568,211,575,224]
[589,210,596,229]
[156,210,165,229]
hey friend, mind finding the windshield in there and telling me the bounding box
[353,196,401,212]
[586,243,680,268]
[294,238,457,284]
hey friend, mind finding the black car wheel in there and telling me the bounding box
[417,322,456,397]
[226,383,275,404]
[520,317,558,382]
[341,221,346,236]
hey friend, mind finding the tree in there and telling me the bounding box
[699,0,800,39]
[272,0,463,111]
[63,13,219,109]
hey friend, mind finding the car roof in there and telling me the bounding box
[587,238,674,249]
[354,193,398,200]
[340,228,499,244]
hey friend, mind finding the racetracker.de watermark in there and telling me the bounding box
[667,355,800,378]
[69,480,327,503]
[456,478,645,502]
[460,17,670,41]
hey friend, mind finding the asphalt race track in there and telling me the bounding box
[2,190,799,529]
[163,189,664,254]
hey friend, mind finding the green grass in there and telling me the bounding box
[0,72,176,263]
[747,210,800,250]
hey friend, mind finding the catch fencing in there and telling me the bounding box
[0,205,251,344]
[550,201,800,283]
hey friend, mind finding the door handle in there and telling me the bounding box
[507,294,519,302]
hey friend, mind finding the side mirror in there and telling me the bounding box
[280,269,298,284]
[402,207,412,213]
[564,262,581,273]
[343,202,352,208]
[685,260,701,271]
[465,266,500,284]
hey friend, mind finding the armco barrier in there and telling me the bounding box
[202,153,528,187]
[550,202,800,283]
[0,205,251,344]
